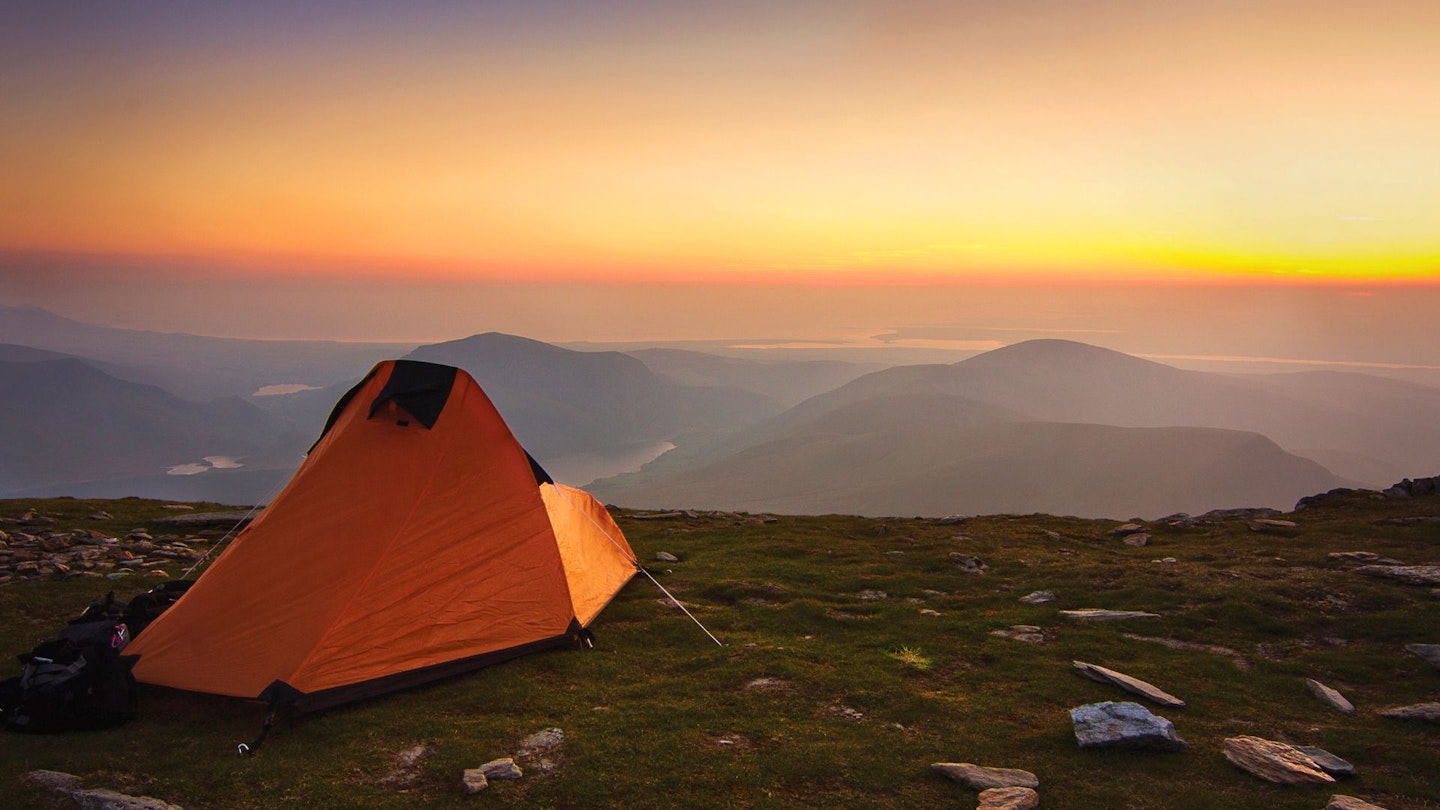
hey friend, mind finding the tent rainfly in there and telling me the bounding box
[126,359,639,712]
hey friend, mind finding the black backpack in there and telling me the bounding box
[2,619,137,734]
[123,579,196,638]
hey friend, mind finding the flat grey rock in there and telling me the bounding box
[1379,702,1440,723]
[930,763,1039,790]
[1295,746,1356,778]
[1355,565,1440,586]
[1073,661,1185,707]
[1061,608,1160,621]
[1404,643,1440,669]
[1305,678,1355,714]
[1070,701,1186,751]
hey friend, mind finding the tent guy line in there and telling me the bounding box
[548,482,724,647]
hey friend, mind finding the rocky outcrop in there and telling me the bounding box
[1383,475,1440,499]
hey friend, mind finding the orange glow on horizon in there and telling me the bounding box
[3,1,1438,289]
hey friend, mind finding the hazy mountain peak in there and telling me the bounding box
[955,339,1168,371]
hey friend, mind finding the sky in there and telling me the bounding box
[1,1,1437,364]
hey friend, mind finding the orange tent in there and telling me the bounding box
[126,360,638,712]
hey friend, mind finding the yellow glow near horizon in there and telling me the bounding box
[1,1,1437,285]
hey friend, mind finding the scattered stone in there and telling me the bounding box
[1295,746,1356,778]
[949,553,990,575]
[990,625,1046,644]
[88,511,113,520]
[978,786,1040,809]
[654,551,679,562]
[1378,702,1440,724]
[23,770,184,810]
[711,733,750,748]
[745,677,785,690]
[1249,518,1298,531]
[930,763,1039,790]
[518,727,565,752]
[1328,796,1390,810]
[1152,557,1177,564]
[461,769,490,794]
[379,743,429,789]
[629,511,687,521]
[1374,515,1440,525]
[1355,565,1440,586]
[160,504,195,510]
[1060,608,1160,621]
[1329,551,1402,565]
[1222,736,1334,785]
[1018,591,1055,605]
[1122,533,1150,547]
[1109,522,1146,536]
[1073,661,1185,708]
[938,514,967,525]
[23,771,80,793]
[1042,530,1062,541]
[919,608,942,616]
[1305,679,1355,714]
[514,727,565,773]
[854,589,888,600]
[1070,701,1186,751]
[1404,643,1440,669]
[480,757,523,779]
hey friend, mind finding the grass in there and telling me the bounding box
[1,492,1437,808]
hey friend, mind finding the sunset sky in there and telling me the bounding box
[2,1,1437,356]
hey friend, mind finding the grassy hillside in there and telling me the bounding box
[1,493,1437,808]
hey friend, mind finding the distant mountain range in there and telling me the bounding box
[590,340,1440,518]
[0,357,298,496]
[2,307,1437,518]
[404,333,781,459]
[0,304,415,400]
